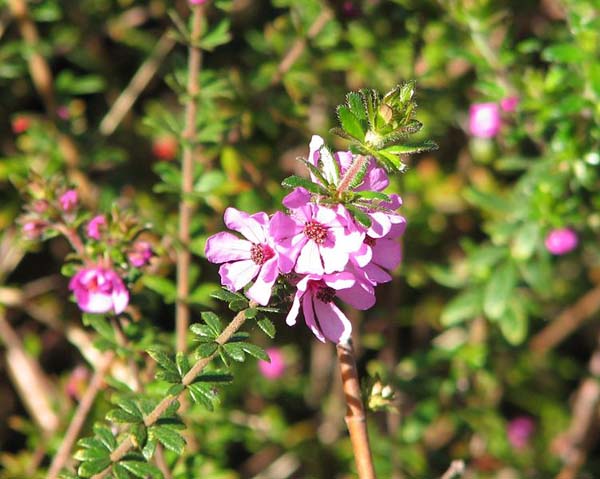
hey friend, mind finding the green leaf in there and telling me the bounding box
[141,438,158,461]
[150,425,186,455]
[175,352,190,376]
[382,140,438,155]
[318,144,341,185]
[201,311,222,336]
[113,463,132,479]
[237,342,269,361]
[196,341,219,358]
[245,308,258,319]
[257,317,276,338]
[147,349,178,374]
[483,262,518,320]
[58,471,80,479]
[82,315,115,343]
[222,342,246,362]
[353,190,391,202]
[200,18,231,51]
[114,398,143,420]
[346,91,366,120]
[229,298,248,312]
[106,408,141,424]
[187,382,216,410]
[77,437,109,452]
[511,223,539,260]
[345,205,371,228]
[56,70,106,95]
[210,288,244,303]
[542,43,586,63]
[119,459,163,479]
[93,425,117,451]
[281,175,323,194]
[337,105,365,141]
[167,384,185,395]
[194,372,233,383]
[77,458,111,477]
[499,299,528,345]
[360,88,379,129]
[142,276,177,303]
[73,446,110,462]
[130,424,147,450]
[441,290,482,326]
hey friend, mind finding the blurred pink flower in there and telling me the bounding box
[87,215,107,240]
[128,241,153,267]
[189,0,208,4]
[65,365,90,400]
[22,220,46,239]
[507,416,535,449]
[59,190,79,212]
[258,348,286,380]
[500,96,519,112]
[545,228,578,255]
[469,102,501,138]
[69,267,129,314]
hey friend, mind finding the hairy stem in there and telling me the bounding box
[176,3,204,354]
[47,352,115,479]
[90,305,253,479]
[336,339,376,479]
[336,155,369,196]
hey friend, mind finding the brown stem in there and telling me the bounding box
[47,352,115,479]
[336,339,376,479]
[440,460,465,479]
[270,8,333,85]
[176,4,204,354]
[90,305,252,479]
[54,224,86,256]
[530,284,600,355]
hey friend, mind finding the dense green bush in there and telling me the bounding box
[1,0,599,478]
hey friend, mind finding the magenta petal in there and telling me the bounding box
[303,294,326,342]
[313,300,352,343]
[336,281,376,310]
[323,272,355,290]
[219,260,260,292]
[247,258,279,305]
[224,207,266,244]
[282,187,312,209]
[372,238,402,270]
[112,288,130,314]
[296,240,324,275]
[205,232,252,264]
[363,262,393,284]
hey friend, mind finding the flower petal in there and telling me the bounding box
[246,258,279,305]
[205,232,252,264]
[219,260,260,292]
[224,207,266,244]
[303,294,326,342]
[296,240,324,275]
[313,299,352,343]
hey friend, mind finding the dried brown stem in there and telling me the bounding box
[90,305,252,479]
[100,32,175,136]
[176,4,204,354]
[47,352,115,479]
[530,284,600,355]
[270,8,333,85]
[336,339,376,479]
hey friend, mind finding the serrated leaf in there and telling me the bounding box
[281,175,323,194]
[73,446,110,462]
[167,383,185,395]
[483,262,517,320]
[210,288,244,302]
[346,91,366,120]
[78,458,111,477]
[245,308,258,319]
[175,352,190,376]
[346,205,372,228]
[141,438,158,461]
[347,157,369,189]
[257,317,276,338]
[228,299,248,312]
[77,437,108,452]
[194,372,233,383]
[237,342,269,361]
[146,349,178,374]
[119,459,163,479]
[106,408,141,424]
[222,342,246,362]
[201,311,222,336]
[383,140,438,155]
[337,105,365,141]
[114,398,143,420]
[113,463,132,479]
[353,191,391,202]
[196,341,219,358]
[190,323,214,338]
[155,370,181,383]
[130,424,147,450]
[93,425,117,451]
[187,382,216,410]
[150,425,186,455]
[360,88,379,129]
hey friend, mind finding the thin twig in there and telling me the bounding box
[176,4,205,354]
[530,284,600,355]
[336,339,376,479]
[100,32,176,136]
[270,8,333,86]
[440,460,465,479]
[47,352,115,479]
[90,305,252,479]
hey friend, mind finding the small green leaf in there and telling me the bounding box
[499,299,528,345]
[257,317,276,338]
[201,312,222,336]
[113,463,132,479]
[93,425,117,451]
[196,341,219,358]
[194,372,233,383]
[210,288,244,302]
[187,382,216,410]
[150,425,186,455]
[223,342,246,362]
[542,43,586,63]
[146,349,178,374]
[73,446,110,462]
[345,205,371,228]
[337,105,365,141]
[483,262,518,320]
[237,342,269,361]
[245,308,258,319]
[114,398,143,420]
[441,290,482,326]
[281,175,323,194]
[200,18,231,51]
[141,438,158,461]
[119,459,163,479]
[382,140,438,155]
[511,223,539,260]
[106,408,141,424]
[78,458,111,477]
[175,352,190,376]
[130,424,147,450]
[228,298,248,312]
[167,384,185,395]
[346,91,366,120]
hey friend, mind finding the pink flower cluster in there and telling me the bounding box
[206,136,405,343]
[469,96,518,138]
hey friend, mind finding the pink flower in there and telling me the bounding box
[286,272,375,343]
[361,219,406,284]
[545,228,578,255]
[500,96,519,112]
[258,348,286,380]
[59,190,78,212]
[69,267,129,314]
[86,215,107,240]
[128,241,153,267]
[469,102,501,138]
[507,416,535,449]
[205,207,279,306]
[22,220,46,239]
[271,199,364,276]
[189,0,208,4]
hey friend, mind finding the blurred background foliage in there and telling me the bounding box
[1,0,600,477]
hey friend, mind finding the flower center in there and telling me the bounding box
[364,236,376,247]
[315,283,336,304]
[250,243,275,265]
[303,220,328,244]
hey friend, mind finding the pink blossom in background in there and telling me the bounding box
[271,200,363,276]
[545,228,578,255]
[500,96,519,112]
[128,241,153,267]
[57,105,70,120]
[258,348,286,380]
[507,416,535,449]
[205,207,279,306]
[469,102,501,138]
[189,0,208,4]
[59,190,79,212]
[11,115,30,134]
[69,267,129,314]
[22,220,46,239]
[86,215,107,240]
[65,365,90,400]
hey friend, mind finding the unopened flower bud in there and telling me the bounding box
[59,190,79,212]
[86,215,107,240]
[469,102,501,138]
[545,228,578,255]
